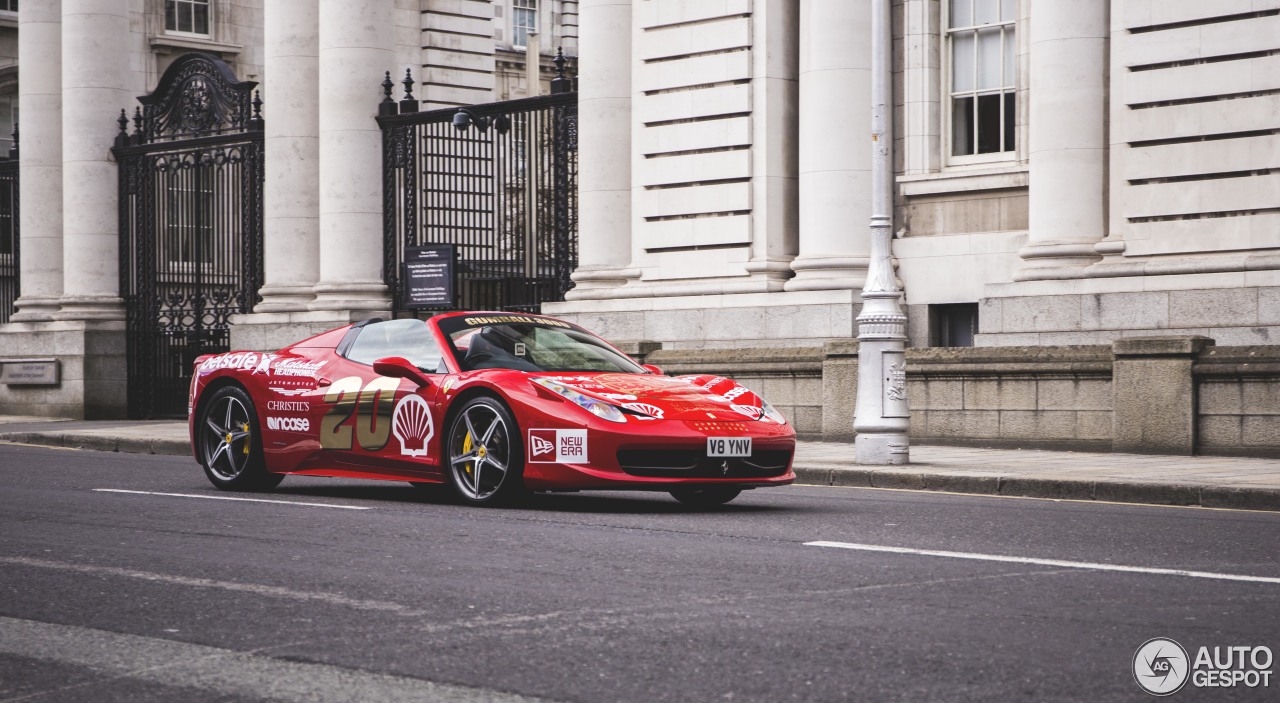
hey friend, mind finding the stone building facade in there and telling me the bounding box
[0,0,573,418]
[543,0,1280,456]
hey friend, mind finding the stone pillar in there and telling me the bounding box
[744,0,799,289]
[57,0,130,320]
[256,0,319,313]
[1015,0,1106,281]
[1112,336,1213,455]
[786,0,872,292]
[10,0,62,321]
[309,0,394,314]
[563,0,637,300]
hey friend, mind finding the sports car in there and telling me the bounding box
[189,311,795,506]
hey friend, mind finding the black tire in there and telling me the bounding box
[445,396,525,506]
[197,385,283,492]
[670,486,742,507]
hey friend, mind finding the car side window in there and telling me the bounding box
[345,319,445,372]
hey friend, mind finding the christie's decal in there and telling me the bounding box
[392,394,434,458]
[528,429,588,463]
[267,400,310,412]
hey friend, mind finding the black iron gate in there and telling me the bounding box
[378,52,577,314]
[0,132,18,325]
[114,53,263,418]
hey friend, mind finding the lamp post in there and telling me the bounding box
[853,0,909,465]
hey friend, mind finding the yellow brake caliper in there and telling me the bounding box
[462,431,473,474]
[241,422,251,455]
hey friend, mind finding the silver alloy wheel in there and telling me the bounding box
[448,403,511,501]
[203,395,254,481]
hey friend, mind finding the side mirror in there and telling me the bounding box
[373,356,435,389]
[642,364,664,375]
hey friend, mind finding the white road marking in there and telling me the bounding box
[804,541,1280,585]
[93,488,370,510]
[0,556,430,616]
[0,616,554,703]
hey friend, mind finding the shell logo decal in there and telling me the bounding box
[392,394,434,458]
[622,402,664,420]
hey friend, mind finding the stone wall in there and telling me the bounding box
[906,346,1114,451]
[623,336,1280,458]
[1196,346,1280,458]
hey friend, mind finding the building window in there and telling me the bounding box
[0,1,17,14]
[930,303,979,347]
[947,0,1015,160]
[165,0,210,37]
[513,0,537,48]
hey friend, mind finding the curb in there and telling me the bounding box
[792,465,1280,513]
[4,431,1277,512]
[0,431,190,457]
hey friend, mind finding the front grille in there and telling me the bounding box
[617,448,792,478]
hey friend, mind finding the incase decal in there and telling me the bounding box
[528,429,588,463]
[266,416,309,432]
[391,394,434,458]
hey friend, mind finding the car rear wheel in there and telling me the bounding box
[446,396,525,506]
[198,385,283,491]
[669,486,742,507]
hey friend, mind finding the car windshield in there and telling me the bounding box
[437,315,645,373]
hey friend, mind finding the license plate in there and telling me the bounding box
[707,437,752,457]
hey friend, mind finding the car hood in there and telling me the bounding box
[535,373,773,422]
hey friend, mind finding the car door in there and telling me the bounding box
[322,320,445,478]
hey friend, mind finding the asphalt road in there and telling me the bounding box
[1,443,1278,702]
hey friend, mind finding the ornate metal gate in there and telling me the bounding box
[114,53,264,418]
[378,52,577,314]
[0,135,18,325]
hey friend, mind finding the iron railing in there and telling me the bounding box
[377,52,578,314]
[0,154,17,325]
[114,53,264,418]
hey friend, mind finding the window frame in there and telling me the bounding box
[164,0,212,39]
[0,1,16,16]
[511,0,538,49]
[943,0,1017,168]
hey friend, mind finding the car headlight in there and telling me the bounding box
[761,400,787,425]
[532,377,627,423]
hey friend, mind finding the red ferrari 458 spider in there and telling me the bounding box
[189,312,795,506]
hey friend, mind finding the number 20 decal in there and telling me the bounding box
[320,376,400,451]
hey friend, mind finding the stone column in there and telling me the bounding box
[1015,0,1106,281]
[309,0,394,314]
[255,0,319,313]
[10,0,62,321]
[563,0,637,299]
[57,0,130,320]
[786,0,872,292]
[744,0,799,289]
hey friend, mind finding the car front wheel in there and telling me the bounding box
[198,385,283,491]
[446,396,524,506]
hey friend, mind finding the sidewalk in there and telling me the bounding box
[3,416,1279,511]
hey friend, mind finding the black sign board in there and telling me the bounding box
[403,244,457,309]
